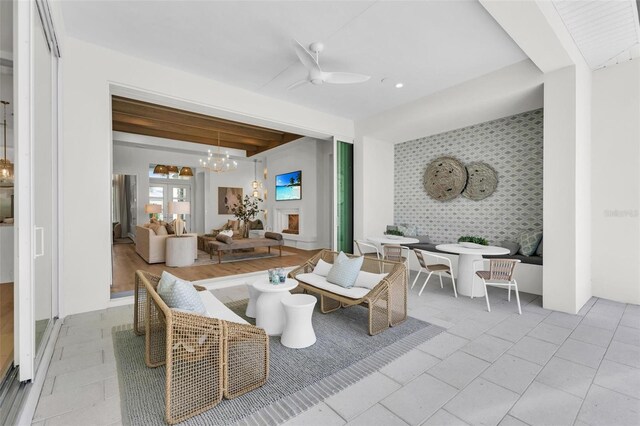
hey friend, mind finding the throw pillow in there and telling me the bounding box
[355,271,388,290]
[157,271,207,315]
[264,232,283,241]
[148,223,162,234]
[312,259,333,277]
[165,221,175,234]
[326,252,364,289]
[501,241,521,256]
[227,220,239,231]
[155,225,168,236]
[219,229,233,237]
[518,231,543,256]
[536,238,543,257]
[216,234,233,244]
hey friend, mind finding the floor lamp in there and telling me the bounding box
[169,201,190,236]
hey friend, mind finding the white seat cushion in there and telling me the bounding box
[355,271,388,290]
[296,273,370,299]
[198,291,248,325]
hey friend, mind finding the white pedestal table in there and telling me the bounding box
[253,278,298,336]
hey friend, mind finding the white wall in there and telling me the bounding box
[542,64,592,314]
[591,60,640,305]
[264,137,332,250]
[353,136,394,240]
[59,36,353,316]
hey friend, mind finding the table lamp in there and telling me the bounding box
[168,201,190,236]
[144,203,162,220]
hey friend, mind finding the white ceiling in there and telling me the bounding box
[553,0,640,69]
[59,0,527,120]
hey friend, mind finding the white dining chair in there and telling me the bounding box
[412,249,457,297]
[473,258,521,314]
[383,245,410,285]
[354,240,381,259]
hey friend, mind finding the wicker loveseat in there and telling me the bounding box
[289,250,407,336]
[133,271,269,424]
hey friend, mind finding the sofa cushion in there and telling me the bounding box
[326,252,364,288]
[536,238,543,257]
[518,231,543,256]
[155,225,168,236]
[198,291,248,325]
[313,259,333,277]
[157,271,207,315]
[501,241,520,256]
[297,273,370,299]
[148,223,162,234]
[355,271,388,290]
[216,234,233,244]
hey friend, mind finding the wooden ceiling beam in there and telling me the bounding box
[112,96,289,141]
[112,112,273,147]
[112,122,258,154]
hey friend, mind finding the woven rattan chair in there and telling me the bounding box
[133,270,269,424]
[289,250,407,335]
[412,249,457,297]
[473,259,521,314]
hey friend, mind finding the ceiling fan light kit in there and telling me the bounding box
[289,39,371,89]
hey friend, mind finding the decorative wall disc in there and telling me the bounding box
[462,162,498,200]
[423,156,467,201]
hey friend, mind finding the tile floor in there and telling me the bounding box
[31,274,640,425]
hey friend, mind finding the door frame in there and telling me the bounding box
[15,0,61,382]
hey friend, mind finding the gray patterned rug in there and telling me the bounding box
[113,298,444,425]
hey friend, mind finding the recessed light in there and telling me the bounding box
[395,83,404,89]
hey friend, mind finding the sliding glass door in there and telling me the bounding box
[336,141,353,253]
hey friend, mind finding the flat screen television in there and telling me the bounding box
[275,170,302,201]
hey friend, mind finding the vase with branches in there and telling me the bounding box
[231,195,263,238]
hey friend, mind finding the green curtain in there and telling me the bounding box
[336,141,354,253]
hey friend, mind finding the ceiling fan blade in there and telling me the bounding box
[292,39,321,72]
[324,72,371,84]
[287,79,309,90]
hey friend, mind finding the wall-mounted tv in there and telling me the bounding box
[275,170,302,201]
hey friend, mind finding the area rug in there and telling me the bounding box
[192,248,294,266]
[113,299,444,426]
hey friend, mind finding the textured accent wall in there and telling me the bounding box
[394,109,543,244]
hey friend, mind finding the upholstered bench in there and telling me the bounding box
[207,232,284,263]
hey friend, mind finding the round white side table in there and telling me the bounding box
[280,294,317,349]
[166,235,196,267]
[435,244,510,297]
[245,283,260,318]
[253,278,298,336]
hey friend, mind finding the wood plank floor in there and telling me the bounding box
[111,243,321,295]
[0,282,13,377]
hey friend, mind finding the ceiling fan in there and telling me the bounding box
[288,40,371,90]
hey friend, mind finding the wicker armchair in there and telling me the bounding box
[288,250,407,335]
[133,271,269,424]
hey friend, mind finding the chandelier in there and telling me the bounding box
[0,100,13,187]
[200,132,238,173]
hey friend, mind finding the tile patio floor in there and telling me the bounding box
[31,273,640,425]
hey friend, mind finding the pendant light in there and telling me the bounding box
[153,164,168,175]
[166,165,179,173]
[251,159,263,198]
[179,166,194,177]
[199,132,238,173]
[0,101,13,187]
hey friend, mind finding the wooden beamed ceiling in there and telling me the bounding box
[111,96,303,156]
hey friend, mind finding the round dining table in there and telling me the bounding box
[435,244,510,298]
[367,236,420,246]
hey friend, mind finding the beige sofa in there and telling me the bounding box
[135,225,197,264]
